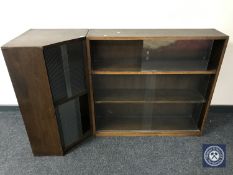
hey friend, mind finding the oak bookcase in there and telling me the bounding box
[1,29,228,155]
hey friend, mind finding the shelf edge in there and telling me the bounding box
[92,70,216,75]
[94,100,206,104]
[95,130,201,136]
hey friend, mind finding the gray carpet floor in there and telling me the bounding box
[0,110,233,175]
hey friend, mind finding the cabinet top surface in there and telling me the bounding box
[2,29,228,48]
[87,29,228,39]
[2,29,88,48]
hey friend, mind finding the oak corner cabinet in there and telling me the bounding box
[1,29,228,156]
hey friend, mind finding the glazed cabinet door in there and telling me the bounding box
[43,38,91,151]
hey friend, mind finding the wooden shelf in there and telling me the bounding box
[96,116,199,131]
[92,69,216,75]
[94,89,205,104]
[96,130,201,136]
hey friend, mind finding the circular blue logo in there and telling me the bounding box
[204,146,225,167]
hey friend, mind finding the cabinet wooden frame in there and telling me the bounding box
[86,29,228,137]
[1,29,228,156]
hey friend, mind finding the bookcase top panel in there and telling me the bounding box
[2,29,88,47]
[2,29,228,48]
[87,29,228,39]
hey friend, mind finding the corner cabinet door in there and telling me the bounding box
[43,38,91,151]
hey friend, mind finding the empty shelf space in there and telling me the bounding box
[94,89,205,104]
[90,39,217,72]
[92,57,212,72]
[141,58,209,71]
[96,116,198,131]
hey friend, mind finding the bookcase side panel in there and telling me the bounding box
[2,47,63,155]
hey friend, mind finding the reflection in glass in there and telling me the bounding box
[91,40,214,71]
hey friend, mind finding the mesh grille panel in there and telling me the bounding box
[43,45,67,102]
[79,94,90,133]
[43,39,87,104]
[55,98,82,147]
[67,40,86,96]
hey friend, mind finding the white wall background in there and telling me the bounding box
[0,0,232,105]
